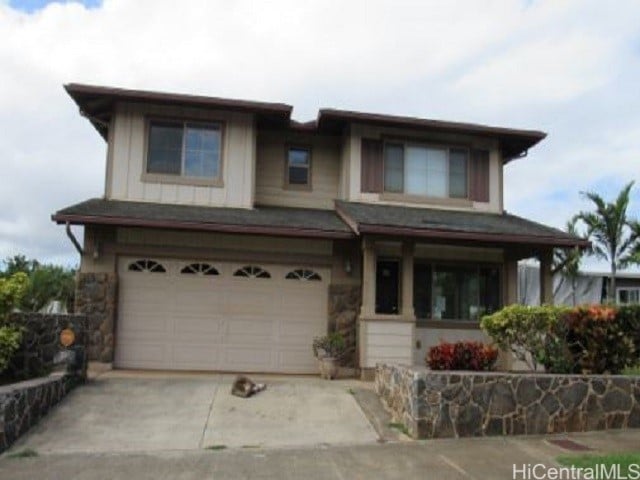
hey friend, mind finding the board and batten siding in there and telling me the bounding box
[254,131,341,210]
[107,102,256,208]
[347,123,503,213]
[360,321,414,368]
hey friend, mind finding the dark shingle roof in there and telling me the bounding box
[53,198,353,239]
[336,201,588,247]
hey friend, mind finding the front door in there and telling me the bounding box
[375,259,399,314]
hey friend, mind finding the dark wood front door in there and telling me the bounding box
[376,260,399,314]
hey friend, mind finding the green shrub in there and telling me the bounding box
[427,341,498,371]
[616,305,640,360]
[0,325,22,373]
[564,305,635,374]
[480,304,570,371]
[312,332,346,358]
[0,272,29,319]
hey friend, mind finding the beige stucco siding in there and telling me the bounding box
[254,131,341,209]
[345,123,503,213]
[107,102,255,208]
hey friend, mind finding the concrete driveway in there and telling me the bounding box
[8,371,378,454]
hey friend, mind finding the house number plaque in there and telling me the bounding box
[60,329,75,347]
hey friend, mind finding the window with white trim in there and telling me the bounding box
[285,269,322,281]
[384,143,468,199]
[128,259,166,273]
[180,263,219,276]
[617,287,640,305]
[233,265,271,279]
[146,120,222,179]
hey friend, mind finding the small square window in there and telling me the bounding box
[287,147,310,187]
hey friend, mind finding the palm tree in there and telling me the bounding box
[552,219,583,305]
[575,182,638,302]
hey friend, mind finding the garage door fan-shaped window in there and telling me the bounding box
[180,263,219,275]
[233,265,271,278]
[127,259,166,273]
[285,269,322,281]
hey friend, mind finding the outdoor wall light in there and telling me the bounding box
[344,259,352,274]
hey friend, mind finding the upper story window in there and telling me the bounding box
[383,143,468,199]
[146,120,222,180]
[286,147,311,188]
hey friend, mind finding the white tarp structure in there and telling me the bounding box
[518,263,604,306]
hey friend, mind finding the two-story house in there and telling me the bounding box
[53,84,587,377]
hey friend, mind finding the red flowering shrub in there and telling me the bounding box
[427,341,498,371]
[564,305,635,374]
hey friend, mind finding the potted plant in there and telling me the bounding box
[312,332,345,380]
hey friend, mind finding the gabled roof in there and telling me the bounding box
[52,198,354,239]
[335,201,589,248]
[65,83,545,160]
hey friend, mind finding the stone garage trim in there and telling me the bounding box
[375,364,640,439]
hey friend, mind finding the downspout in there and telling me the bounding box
[65,222,84,256]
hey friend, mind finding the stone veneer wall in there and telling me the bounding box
[75,272,117,362]
[0,373,78,453]
[7,313,89,380]
[328,285,361,368]
[375,364,640,439]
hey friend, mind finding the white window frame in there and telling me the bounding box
[616,287,640,304]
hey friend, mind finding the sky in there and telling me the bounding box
[0,0,639,272]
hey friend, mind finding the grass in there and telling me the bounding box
[388,422,410,436]
[347,388,356,395]
[623,365,640,375]
[557,453,640,476]
[205,445,227,451]
[6,448,38,459]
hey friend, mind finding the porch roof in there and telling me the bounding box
[335,201,589,248]
[52,198,354,239]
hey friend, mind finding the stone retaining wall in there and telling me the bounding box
[375,364,640,439]
[0,373,77,453]
[6,313,89,381]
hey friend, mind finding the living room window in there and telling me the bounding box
[617,287,640,305]
[146,120,222,181]
[413,262,500,322]
[383,143,468,198]
[286,147,311,187]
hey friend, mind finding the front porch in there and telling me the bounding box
[358,236,555,374]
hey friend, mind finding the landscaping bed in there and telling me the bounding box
[375,363,640,439]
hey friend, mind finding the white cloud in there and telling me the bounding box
[0,0,639,272]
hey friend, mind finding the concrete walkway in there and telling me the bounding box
[2,430,639,480]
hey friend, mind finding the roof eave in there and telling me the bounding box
[357,223,590,248]
[52,213,354,240]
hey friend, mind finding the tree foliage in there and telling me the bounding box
[574,182,639,301]
[0,256,76,313]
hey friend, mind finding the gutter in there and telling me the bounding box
[65,222,84,255]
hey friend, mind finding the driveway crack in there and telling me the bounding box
[198,377,220,449]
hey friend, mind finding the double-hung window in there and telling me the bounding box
[286,147,311,187]
[617,287,640,305]
[146,120,222,181]
[383,143,468,199]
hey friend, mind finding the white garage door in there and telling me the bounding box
[115,257,329,373]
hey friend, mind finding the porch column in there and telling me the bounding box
[539,249,554,305]
[504,256,519,305]
[401,240,416,319]
[360,237,376,317]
